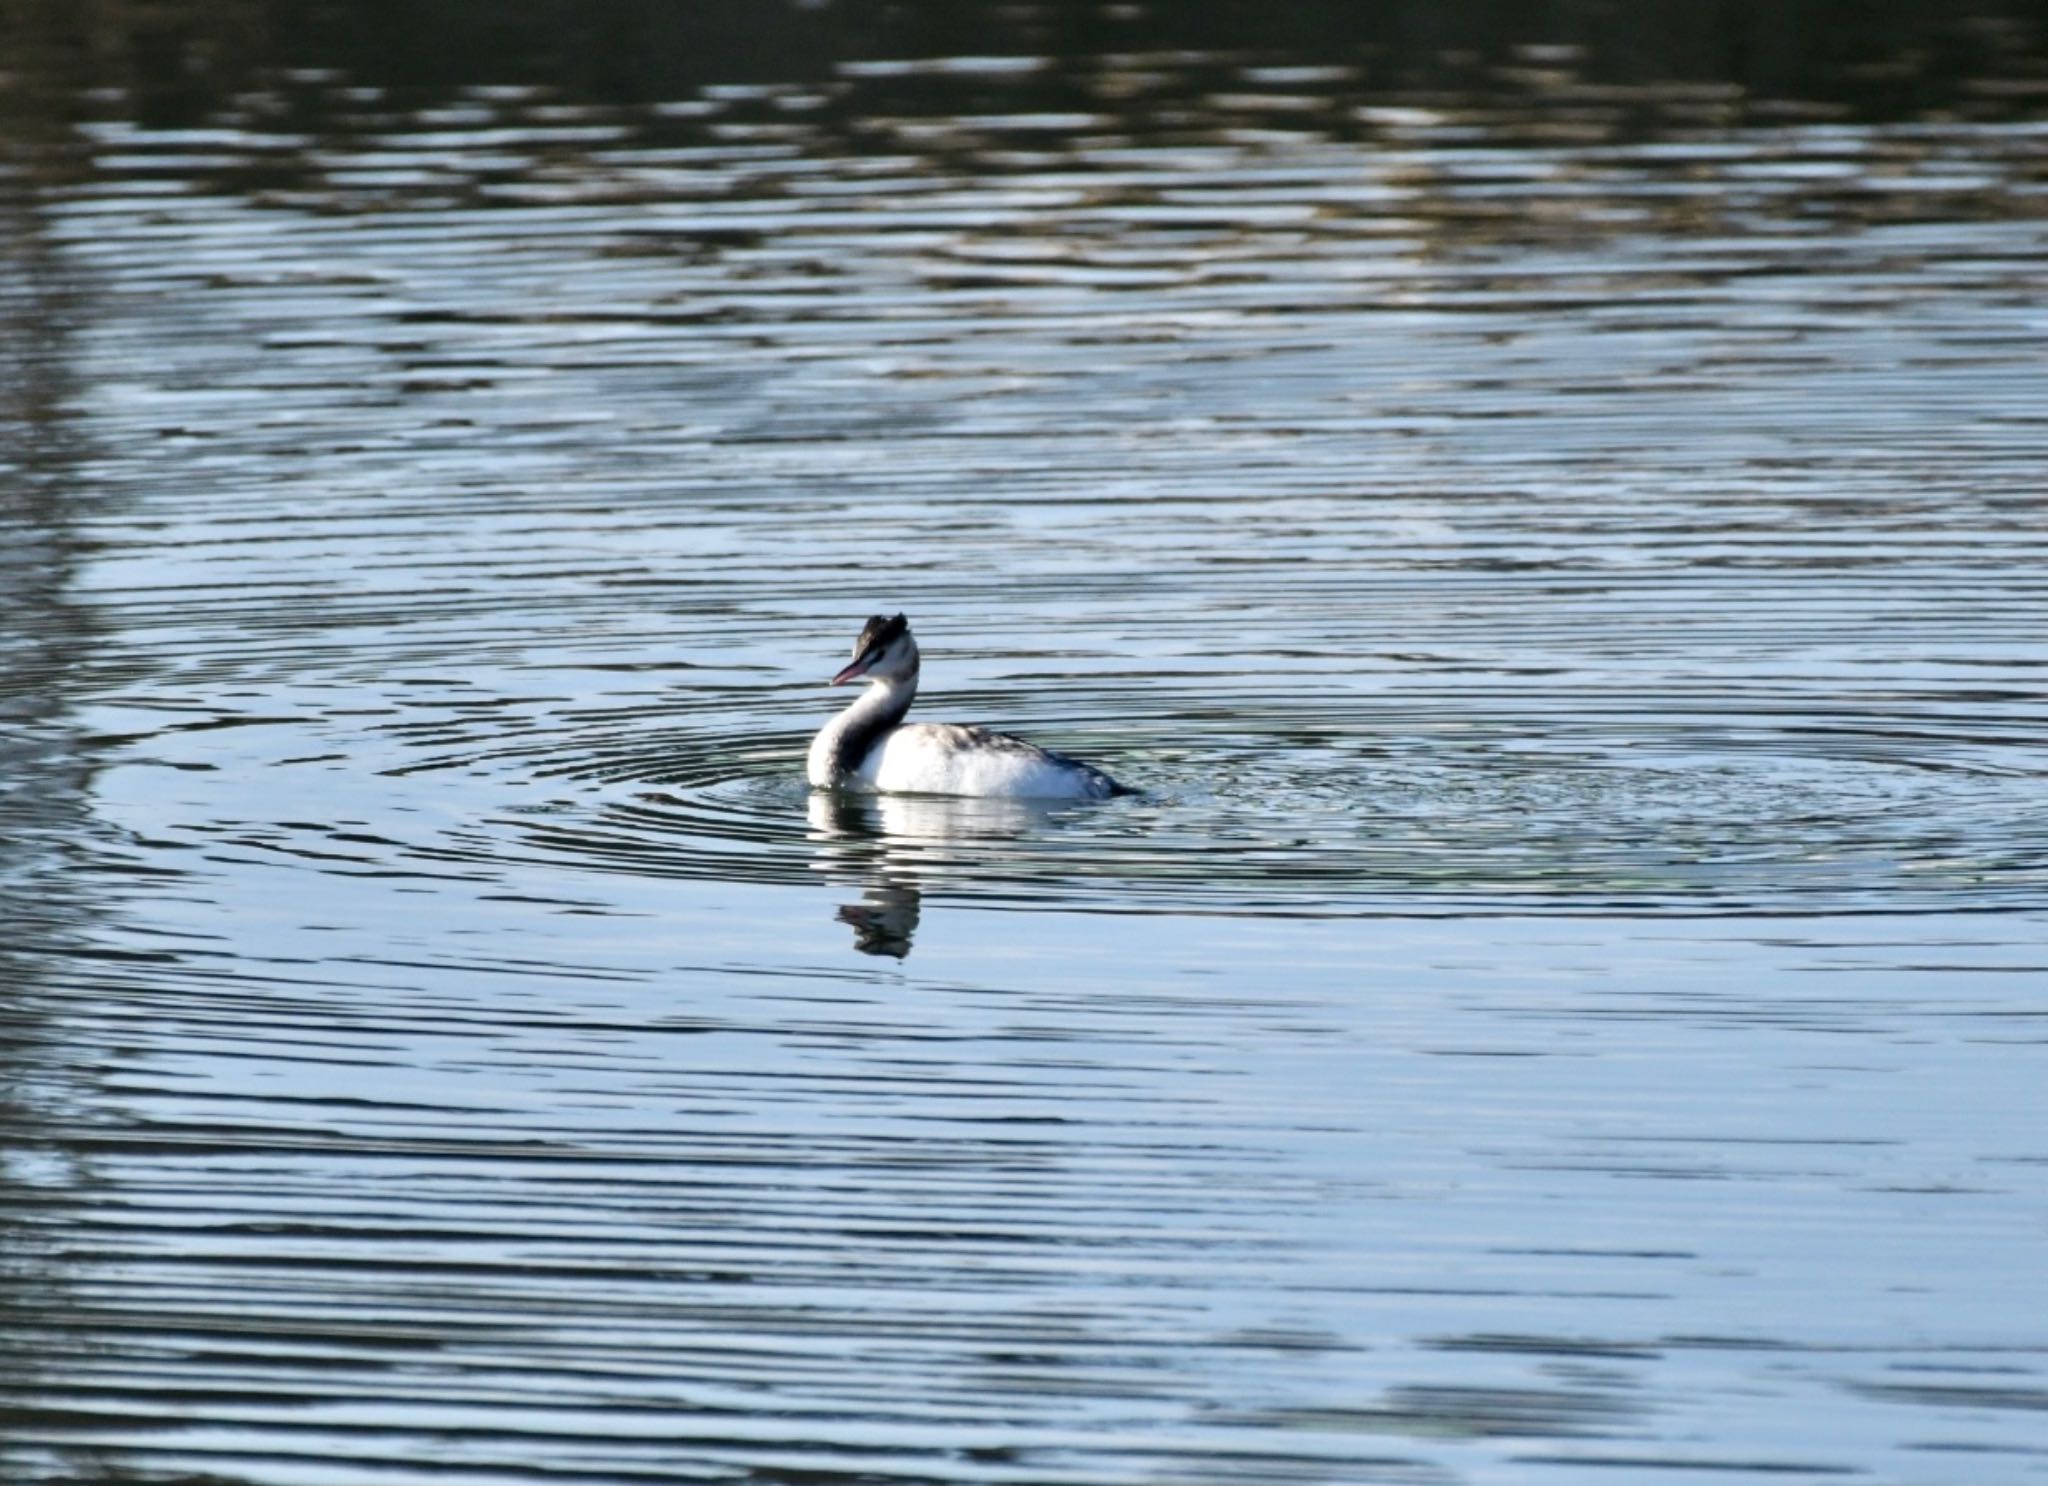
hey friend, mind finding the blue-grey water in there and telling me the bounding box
[3,6,2047,1483]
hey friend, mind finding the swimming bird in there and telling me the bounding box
[806,614,1124,799]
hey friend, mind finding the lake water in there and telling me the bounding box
[3,5,2047,1482]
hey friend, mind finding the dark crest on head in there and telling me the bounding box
[855,613,908,658]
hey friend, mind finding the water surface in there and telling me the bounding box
[3,5,2047,1483]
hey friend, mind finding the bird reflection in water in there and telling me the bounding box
[805,791,1066,958]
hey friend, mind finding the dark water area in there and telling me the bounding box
[3,2,2048,1483]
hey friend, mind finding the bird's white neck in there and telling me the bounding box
[807,673,917,787]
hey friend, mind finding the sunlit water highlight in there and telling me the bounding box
[3,16,2047,1486]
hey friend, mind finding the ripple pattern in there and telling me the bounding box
[6,13,2048,1486]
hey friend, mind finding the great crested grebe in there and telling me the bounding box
[806,614,1125,800]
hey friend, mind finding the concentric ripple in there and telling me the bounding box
[366,688,2048,918]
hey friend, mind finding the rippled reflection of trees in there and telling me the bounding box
[0,0,2041,123]
[3,0,2041,272]
[1,24,143,1483]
